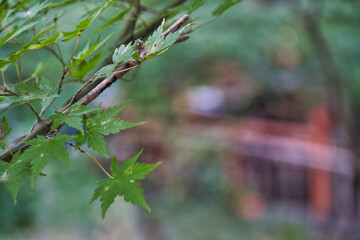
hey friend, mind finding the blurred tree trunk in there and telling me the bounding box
[301,11,360,219]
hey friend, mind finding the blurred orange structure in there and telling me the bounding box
[174,103,353,221]
[307,105,333,220]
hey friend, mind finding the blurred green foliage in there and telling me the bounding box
[125,0,360,120]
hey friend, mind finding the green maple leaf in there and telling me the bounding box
[0,21,38,48]
[93,63,117,80]
[71,49,104,79]
[212,0,243,16]
[3,77,58,109]
[145,22,164,54]
[29,31,60,50]
[144,19,188,59]
[74,101,145,157]
[93,40,137,80]
[61,0,115,41]
[47,102,96,132]
[112,40,137,65]
[70,34,108,69]
[90,151,162,218]
[21,134,73,186]
[0,115,12,149]
[0,151,31,203]
[95,1,133,32]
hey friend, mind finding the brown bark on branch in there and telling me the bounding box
[162,14,189,37]
[80,59,139,106]
[175,34,190,43]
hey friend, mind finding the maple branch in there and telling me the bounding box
[76,14,190,107]
[0,121,52,163]
[162,14,189,37]
[0,14,191,163]
[80,60,139,106]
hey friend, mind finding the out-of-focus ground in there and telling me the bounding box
[1,0,360,239]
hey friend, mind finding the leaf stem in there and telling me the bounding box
[14,61,21,85]
[18,57,22,83]
[1,86,42,123]
[0,81,6,91]
[67,141,113,179]
[66,36,80,72]
[2,140,14,157]
[112,64,139,75]
[1,69,7,88]
[52,102,58,111]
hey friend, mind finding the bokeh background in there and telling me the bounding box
[1,0,360,239]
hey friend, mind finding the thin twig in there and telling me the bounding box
[55,43,65,71]
[67,141,114,179]
[58,36,80,94]
[23,103,42,123]
[62,75,97,112]
[26,103,42,123]
[44,45,64,66]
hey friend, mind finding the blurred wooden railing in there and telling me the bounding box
[176,107,354,221]
[110,105,355,222]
